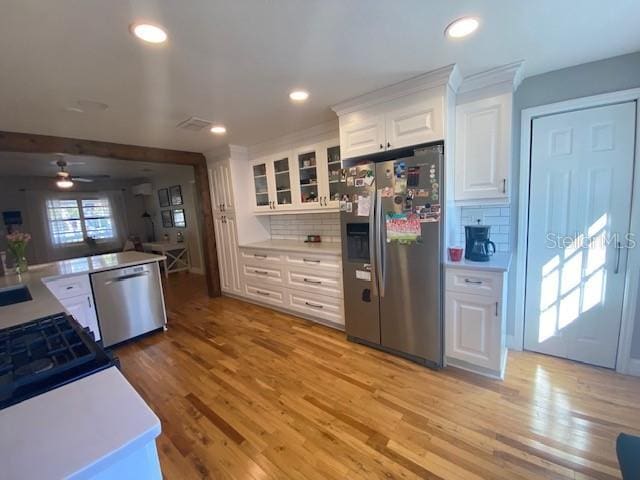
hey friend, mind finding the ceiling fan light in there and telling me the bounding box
[56,178,74,189]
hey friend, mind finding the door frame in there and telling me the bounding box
[514,87,640,375]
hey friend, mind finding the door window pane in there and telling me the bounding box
[298,151,318,203]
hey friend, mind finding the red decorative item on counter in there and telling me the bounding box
[448,247,463,262]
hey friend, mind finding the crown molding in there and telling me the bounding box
[458,60,525,94]
[247,120,338,159]
[331,64,461,117]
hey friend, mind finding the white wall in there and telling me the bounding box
[143,168,204,273]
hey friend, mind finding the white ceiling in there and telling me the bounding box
[0,0,639,153]
[0,152,193,179]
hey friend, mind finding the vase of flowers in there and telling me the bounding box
[6,231,31,274]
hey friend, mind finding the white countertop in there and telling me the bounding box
[240,239,342,255]
[0,367,161,479]
[445,252,512,272]
[0,251,165,329]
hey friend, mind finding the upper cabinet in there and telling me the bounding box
[250,142,341,214]
[454,93,512,203]
[338,93,444,160]
[333,66,460,161]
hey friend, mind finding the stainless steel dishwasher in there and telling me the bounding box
[91,262,167,347]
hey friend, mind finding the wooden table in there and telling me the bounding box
[142,242,190,278]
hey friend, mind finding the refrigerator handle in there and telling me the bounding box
[376,188,386,298]
[369,188,378,298]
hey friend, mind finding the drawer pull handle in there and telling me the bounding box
[305,301,323,309]
[303,278,322,284]
[303,258,320,263]
[464,279,482,285]
[253,270,269,275]
[256,290,270,296]
[66,286,74,290]
[254,254,267,259]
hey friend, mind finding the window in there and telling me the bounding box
[47,197,116,245]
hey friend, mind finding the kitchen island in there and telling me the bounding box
[0,251,166,479]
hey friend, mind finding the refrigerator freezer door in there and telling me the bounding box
[375,148,443,365]
[340,163,380,344]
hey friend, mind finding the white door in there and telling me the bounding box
[209,166,223,214]
[385,95,443,150]
[218,161,235,212]
[213,216,232,291]
[339,113,385,159]
[446,291,500,371]
[61,294,101,341]
[454,94,511,201]
[524,102,636,368]
[224,215,242,295]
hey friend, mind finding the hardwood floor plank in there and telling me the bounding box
[115,272,640,479]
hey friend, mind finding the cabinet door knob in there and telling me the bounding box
[495,301,499,316]
[379,144,384,150]
[502,179,507,194]
[387,142,391,148]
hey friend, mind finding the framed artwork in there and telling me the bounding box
[158,188,170,207]
[172,208,186,228]
[169,185,183,206]
[161,210,173,228]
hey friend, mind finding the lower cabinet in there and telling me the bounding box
[237,247,344,328]
[44,274,101,341]
[445,268,507,379]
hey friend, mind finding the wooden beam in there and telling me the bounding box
[0,130,221,297]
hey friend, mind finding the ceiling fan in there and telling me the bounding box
[55,158,110,188]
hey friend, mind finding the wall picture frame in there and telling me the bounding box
[161,210,173,228]
[158,188,170,207]
[172,208,186,228]
[169,185,183,206]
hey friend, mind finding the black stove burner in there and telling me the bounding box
[0,313,117,410]
[15,358,54,377]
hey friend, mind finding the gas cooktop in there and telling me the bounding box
[0,312,117,410]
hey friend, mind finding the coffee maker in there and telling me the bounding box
[464,224,496,262]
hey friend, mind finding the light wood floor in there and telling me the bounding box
[117,272,640,479]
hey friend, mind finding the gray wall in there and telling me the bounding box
[509,52,640,359]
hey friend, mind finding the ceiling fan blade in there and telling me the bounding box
[72,177,94,183]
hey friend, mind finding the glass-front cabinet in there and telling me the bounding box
[250,141,341,213]
[251,160,271,212]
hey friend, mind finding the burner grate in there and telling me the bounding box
[0,313,97,398]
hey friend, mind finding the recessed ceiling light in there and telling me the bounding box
[210,125,227,134]
[130,23,168,44]
[289,90,309,102]
[445,17,479,39]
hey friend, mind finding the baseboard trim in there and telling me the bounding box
[446,356,504,380]
[506,334,521,351]
[626,358,640,377]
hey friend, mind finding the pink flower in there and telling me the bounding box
[6,231,31,244]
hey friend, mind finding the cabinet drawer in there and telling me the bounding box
[286,268,342,298]
[284,253,341,272]
[445,269,502,298]
[239,249,282,266]
[45,274,92,300]
[244,283,285,307]
[242,264,283,285]
[286,289,344,326]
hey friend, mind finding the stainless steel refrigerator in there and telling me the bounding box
[339,143,443,368]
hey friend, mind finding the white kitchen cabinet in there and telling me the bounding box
[213,214,242,295]
[385,94,444,150]
[60,294,101,341]
[337,90,445,160]
[454,93,512,202]
[445,267,507,379]
[339,112,386,159]
[238,245,344,328]
[44,274,100,340]
[250,142,341,214]
[209,159,235,213]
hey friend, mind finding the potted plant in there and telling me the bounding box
[6,231,31,274]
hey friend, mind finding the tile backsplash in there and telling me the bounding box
[270,213,341,243]
[455,205,511,252]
